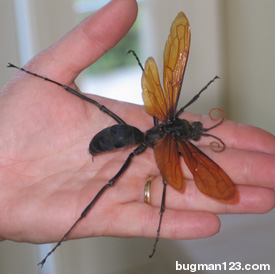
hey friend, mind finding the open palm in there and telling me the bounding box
[1,0,275,248]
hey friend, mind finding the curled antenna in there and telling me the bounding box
[209,108,225,123]
[202,108,226,152]
[209,139,226,152]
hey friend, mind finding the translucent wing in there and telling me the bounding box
[142,12,190,121]
[154,135,184,191]
[163,12,190,120]
[177,140,236,201]
[142,57,168,121]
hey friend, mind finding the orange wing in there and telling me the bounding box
[154,135,184,191]
[177,140,236,201]
[163,12,190,120]
[142,57,168,121]
[142,12,190,122]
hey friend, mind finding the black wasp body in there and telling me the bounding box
[8,11,234,268]
[8,61,225,268]
[89,119,204,155]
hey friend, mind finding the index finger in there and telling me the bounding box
[182,112,275,154]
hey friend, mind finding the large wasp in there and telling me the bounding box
[8,12,236,267]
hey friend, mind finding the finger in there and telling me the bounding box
[190,146,275,188]
[208,120,275,154]
[165,184,275,214]
[73,203,221,240]
[143,143,275,190]
[26,0,138,81]
[117,204,221,240]
[146,174,275,214]
[182,112,275,154]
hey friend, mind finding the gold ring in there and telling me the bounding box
[144,176,155,205]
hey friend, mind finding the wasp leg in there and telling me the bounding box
[7,63,125,124]
[149,179,167,258]
[176,76,220,118]
[38,144,147,268]
[127,50,144,71]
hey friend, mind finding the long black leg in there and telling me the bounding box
[149,179,167,258]
[176,76,220,118]
[38,144,147,268]
[127,48,163,256]
[127,50,144,71]
[127,52,158,128]
[7,63,126,124]
[128,51,163,255]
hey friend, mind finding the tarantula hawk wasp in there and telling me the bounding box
[8,12,236,267]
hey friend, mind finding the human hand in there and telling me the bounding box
[0,0,274,247]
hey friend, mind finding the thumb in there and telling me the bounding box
[27,0,138,82]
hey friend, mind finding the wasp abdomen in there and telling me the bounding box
[89,124,144,156]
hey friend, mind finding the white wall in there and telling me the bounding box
[0,1,20,89]
[225,0,275,132]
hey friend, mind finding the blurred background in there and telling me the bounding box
[1,0,274,273]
